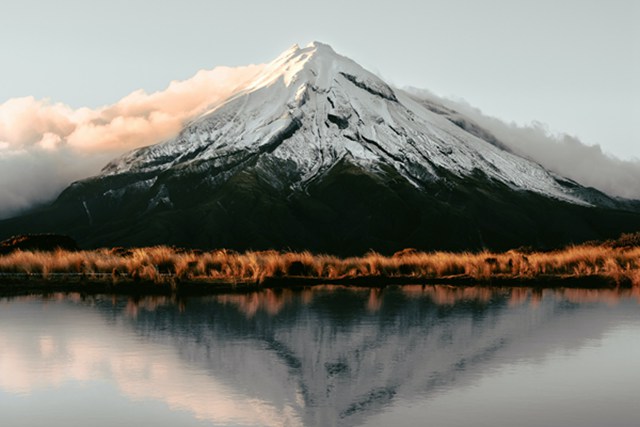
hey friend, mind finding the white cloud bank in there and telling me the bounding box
[407,88,640,201]
[0,64,263,218]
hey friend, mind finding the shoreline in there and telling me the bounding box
[0,272,631,297]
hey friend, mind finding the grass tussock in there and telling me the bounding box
[1,244,640,287]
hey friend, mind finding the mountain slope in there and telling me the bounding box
[100,42,588,204]
[1,42,639,254]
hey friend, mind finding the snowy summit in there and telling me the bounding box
[102,42,585,204]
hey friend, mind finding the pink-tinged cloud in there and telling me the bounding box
[0,64,264,218]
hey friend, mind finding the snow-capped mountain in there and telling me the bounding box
[102,42,584,204]
[2,42,639,252]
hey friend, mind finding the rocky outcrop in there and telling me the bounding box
[0,234,78,254]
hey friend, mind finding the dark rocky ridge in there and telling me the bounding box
[0,234,78,254]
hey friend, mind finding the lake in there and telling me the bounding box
[1,285,639,427]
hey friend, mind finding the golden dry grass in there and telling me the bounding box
[1,245,639,286]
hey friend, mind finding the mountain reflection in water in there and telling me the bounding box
[1,285,638,427]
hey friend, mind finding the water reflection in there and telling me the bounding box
[1,286,639,427]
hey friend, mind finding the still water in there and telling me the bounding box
[1,286,639,427]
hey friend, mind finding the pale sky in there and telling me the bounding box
[0,0,638,159]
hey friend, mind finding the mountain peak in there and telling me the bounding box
[99,42,590,208]
[305,40,337,52]
[279,41,338,58]
[247,41,353,91]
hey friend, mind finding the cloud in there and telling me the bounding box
[0,64,264,218]
[406,88,640,200]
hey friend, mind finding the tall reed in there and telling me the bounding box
[1,245,639,285]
